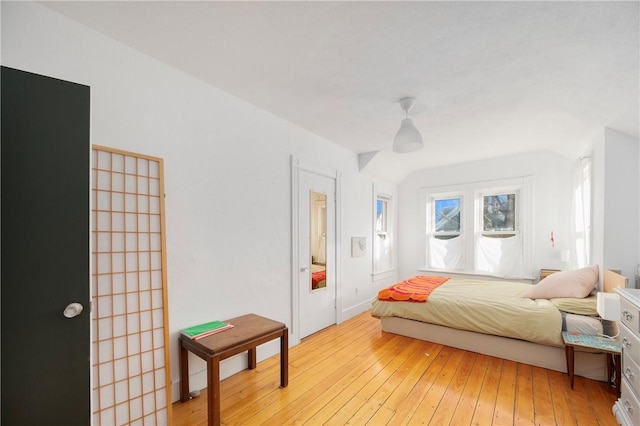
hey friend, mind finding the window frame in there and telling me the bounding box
[376,197,389,237]
[432,196,463,240]
[372,184,395,281]
[478,190,518,238]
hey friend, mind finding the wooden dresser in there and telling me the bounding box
[614,288,640,425]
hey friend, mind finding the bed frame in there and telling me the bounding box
[380,269,627,381]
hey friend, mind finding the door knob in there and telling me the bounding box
[63,302,84,318]
[300,267,309,272]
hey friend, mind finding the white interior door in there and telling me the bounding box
[298,169,336,338]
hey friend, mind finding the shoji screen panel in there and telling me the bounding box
[91,145,171,425]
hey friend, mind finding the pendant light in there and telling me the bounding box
[392,97,424,153]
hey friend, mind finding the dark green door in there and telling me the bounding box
[1,66,90,425]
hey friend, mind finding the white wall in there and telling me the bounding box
[592,128,639,285]
[339,176,394,316]
[604,128,639,283]
[397,151,574,281]
[1,1,398,402]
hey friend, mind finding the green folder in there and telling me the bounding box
[181,320,232,339]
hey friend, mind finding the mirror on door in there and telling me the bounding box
[310,191,327,291]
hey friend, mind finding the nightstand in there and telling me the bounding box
[562,331,621,395]
[539,268,560,281]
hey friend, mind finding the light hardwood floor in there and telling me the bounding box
[173,311,618,425]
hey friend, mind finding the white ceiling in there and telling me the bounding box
[43,1,639,183]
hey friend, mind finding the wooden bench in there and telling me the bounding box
[180,313,288,426]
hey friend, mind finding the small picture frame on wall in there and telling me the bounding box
[351,237,366,257]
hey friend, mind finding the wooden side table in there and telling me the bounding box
[180,314,288,426]
[539,268,560,281]
[562,331,621,396]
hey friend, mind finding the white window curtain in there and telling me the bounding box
[570,156,592,269]
[475,235,524,278]
[429,236,464,270]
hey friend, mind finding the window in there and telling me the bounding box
[373,184,395,280]
[434,198,461,239]
[426,193,465,271]
[422,177,532,279]
[376,198,388,236]
[482,193,516,236]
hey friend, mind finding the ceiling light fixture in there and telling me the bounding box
[392,97,424,153]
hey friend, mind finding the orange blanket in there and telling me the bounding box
[311,271,326,289]
[377,275,450,303]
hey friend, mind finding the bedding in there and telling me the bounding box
[377,275,450,302]
[311,271,326,289]
[522,265,598,299]
[371,276,591,347]
[550,293,598,316]
[311,264,326,289]
[562,312,602,335]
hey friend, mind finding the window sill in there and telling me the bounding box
[417,267,534,283]
[371,269,395,282]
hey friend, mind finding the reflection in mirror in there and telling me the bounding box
[310,191,327,291]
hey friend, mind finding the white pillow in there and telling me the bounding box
[523,265,599,299]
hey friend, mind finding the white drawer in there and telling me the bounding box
[624,349,640,398]
[621,297,640,334]
[621,324,640,368]
[620,379,640,425]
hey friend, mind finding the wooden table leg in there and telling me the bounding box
[565,345,575,389]
[607,353,614,385]
[281,327,288,388]
[207,356,221,426]
[248,347,257,370]
[180,343,190,402]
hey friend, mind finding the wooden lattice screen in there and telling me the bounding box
[91,145,171,424]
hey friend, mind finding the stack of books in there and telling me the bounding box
[181,320,233,340]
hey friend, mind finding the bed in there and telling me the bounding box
[311,263,326,289]
[371,268,627,381]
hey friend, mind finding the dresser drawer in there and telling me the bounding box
[624,349,640,397]
[621,297,640,334]
[620,379,640,425]
[621,324,640,368]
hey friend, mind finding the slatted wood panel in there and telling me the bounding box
[539,268,560,281]
[173,311,618,425]
[92,146,171,425]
